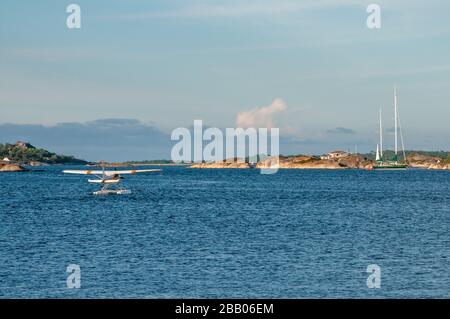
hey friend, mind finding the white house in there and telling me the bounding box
[323,150,350,160]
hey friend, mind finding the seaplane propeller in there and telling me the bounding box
[63,163,162,195]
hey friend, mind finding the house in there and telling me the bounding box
[1,157,12,164]
[323,150,350,160]
[15,141,33,149]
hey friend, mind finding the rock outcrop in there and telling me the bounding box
[28,161,49,166]
[0,164,28,172]
[189,158,251,169]
[428,163,450,170]
[407,153,449,170]
[258,155,343,169]
[189,153,450,170]
[189,154,374,170]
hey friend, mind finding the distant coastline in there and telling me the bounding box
[189,151,450,170]
[1,141,449,171]
[0,141,87,166]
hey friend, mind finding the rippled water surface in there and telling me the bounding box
[0,166,449,298]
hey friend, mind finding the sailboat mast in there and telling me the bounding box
[394,87,398,156]
[379,108,383,158]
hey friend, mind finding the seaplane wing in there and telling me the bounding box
[63,170,105,175]
[63,169,161,176]
[62,167,162,195]
[104,169,162,175]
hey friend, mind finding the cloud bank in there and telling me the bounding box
[236,98,287,129]
[0,119,171,162]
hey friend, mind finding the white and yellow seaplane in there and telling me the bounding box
[63,163,162,195]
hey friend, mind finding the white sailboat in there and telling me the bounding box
[373,87,407,169]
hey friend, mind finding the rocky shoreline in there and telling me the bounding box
[0,163,28,172]
[190,155,374,170]
[1,152,448,171]
[406,153,449,170]
[190,153,450,170]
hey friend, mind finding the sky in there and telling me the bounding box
[1,0,449,161]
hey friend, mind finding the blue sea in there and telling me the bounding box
[0,166,449,298]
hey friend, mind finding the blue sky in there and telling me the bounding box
[1,0,449,160]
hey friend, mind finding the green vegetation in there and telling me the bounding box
[0,142,87,164]
[444,153,450,164]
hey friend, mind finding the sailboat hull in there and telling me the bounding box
[373,163,407,170]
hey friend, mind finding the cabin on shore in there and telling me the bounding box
[321,150,350,160]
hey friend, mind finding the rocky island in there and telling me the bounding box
[406,153,450,170]
[0,163,28,172]
[190,151,450,170]
[190,153,374,170]
[0,141,87,172]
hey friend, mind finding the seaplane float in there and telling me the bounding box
[63,164,161,195]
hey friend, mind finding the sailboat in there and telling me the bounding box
[373,87,408,170]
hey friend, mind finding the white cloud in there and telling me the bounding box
[236,98,287,128]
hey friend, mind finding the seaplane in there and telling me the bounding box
[63,163,162,195]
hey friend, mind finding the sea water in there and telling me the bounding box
[0,166,449,298]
